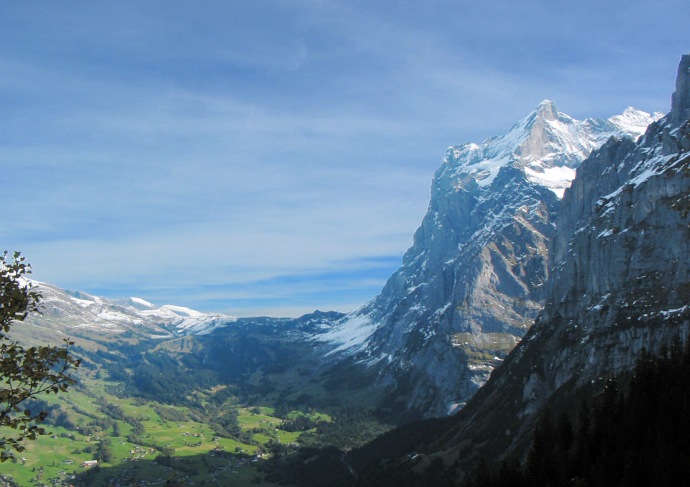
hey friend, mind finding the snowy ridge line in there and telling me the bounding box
[28,280,235,337]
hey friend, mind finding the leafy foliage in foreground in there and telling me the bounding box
[466,338,690,487]
[0,252,80,461]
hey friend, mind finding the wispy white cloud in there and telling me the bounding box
[1,0,688,316]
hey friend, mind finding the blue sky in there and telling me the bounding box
[1,1,688,317]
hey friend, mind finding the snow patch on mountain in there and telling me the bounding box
[129,297,155,308]
[318,313,379,356]
[524,165,576,198]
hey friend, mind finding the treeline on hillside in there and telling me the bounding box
[258,408,394,486]
[75,344,239,409]
[467,338,690,487]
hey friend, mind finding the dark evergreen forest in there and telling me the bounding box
[465,338,690,487]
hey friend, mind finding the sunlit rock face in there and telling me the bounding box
[316,98,659,417]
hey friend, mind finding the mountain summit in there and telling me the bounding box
[317,101,660,417]
[670,54,690,127]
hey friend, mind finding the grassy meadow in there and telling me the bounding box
[0,372,332,486]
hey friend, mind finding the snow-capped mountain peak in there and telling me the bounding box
[533,99,559,120]
[609,106,665,134]
[444,101,660,198]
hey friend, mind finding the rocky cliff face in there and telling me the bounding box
[425,54,690,464]
[526,54,690,405]
[317,101,659,417]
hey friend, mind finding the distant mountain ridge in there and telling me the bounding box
[315,100,660,417]
[25,280,233,339]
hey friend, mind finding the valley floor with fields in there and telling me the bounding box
[0,372,338,487]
